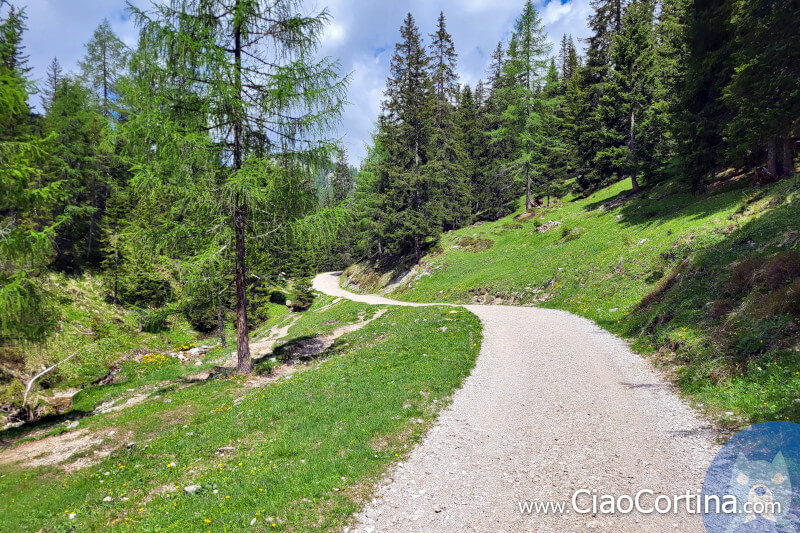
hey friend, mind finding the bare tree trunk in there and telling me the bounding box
[232,9,252,374]
[629,110,640,193]
[781,136,794,177]
[414,234,421,261]
[218,306,226,347]
[525,164,531,211]
[767,138,778,176]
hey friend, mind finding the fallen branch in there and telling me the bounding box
[23,351,80,414]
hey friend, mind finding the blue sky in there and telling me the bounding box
[19,0,591,163]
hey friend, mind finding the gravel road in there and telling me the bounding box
[312,273,719,532]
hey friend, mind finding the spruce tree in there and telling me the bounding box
[426,11,469,230]
[128,0,347,373]
[574,0,628,191]
[40,57,62,112]
[330,145,352,203]
[674,0,734,189]
[724,0,800,176]
[377,13,440,259]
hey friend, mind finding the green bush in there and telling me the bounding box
[269,290,288,305]
[293,278,315,311]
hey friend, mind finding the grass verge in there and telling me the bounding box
[0,300,481,531]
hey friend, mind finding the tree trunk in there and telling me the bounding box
[232,8,252,374]
[218,306,226,347]
[629,109,639,193]
[781,136,794,177]
[525,165,531,211]
[414,234,421,261]
[767,138,778,176]
[87,175,96,260]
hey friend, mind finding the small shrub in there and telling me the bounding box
[269,290,288,305]
[293,278,315,311]
[724,256,765,296]
[762,252,800,291]
[455,236,494,252]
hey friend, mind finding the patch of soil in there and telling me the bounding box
[0,428,114,471]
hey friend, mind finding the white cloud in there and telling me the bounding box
[18,0,592,162]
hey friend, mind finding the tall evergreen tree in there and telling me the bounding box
[0,2,62,347]
[330,145,352,203]
[491,1,552,210]
[674,0,734,189]
[40,57,62,112]
[377,13,440,259]
[128,0,347,373]
[574,0,628,191]
[724,0,800,177]
[426,11,469,230]
[78,19,127,119]
[606,0,662,192]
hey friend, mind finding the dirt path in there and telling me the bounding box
[312,273,719,532]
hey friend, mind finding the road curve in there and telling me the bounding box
[312,272,718,532]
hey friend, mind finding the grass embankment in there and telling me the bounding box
[347,175,800,426]
[0,294,481,531]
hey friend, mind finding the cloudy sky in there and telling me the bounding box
[18,0,592,163]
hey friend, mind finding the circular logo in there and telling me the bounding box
[703,422,800,532]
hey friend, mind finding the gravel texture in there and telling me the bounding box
[313,273,719,532]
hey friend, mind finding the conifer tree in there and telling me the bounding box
[330,145,352,203]
[377,13,440,259]
[128,0,347,373]
[426,11,469,230]
[78,20,127,119]
[491,1,551,210]
[574,0,628,191]
[674,0,733,189]
[0,3,62,346]
[40,57,62,112]
[724,0,799,176]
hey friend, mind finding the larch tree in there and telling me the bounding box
[492,1,551,210]
[79,19,127,119]
[0,2,62,350]
[127,0,347,373]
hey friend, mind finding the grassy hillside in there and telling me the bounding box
[345,175,800,426]
[0,295,481,531]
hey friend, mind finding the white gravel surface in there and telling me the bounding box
[313,273,720,532]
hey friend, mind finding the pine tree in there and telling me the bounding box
[40,57,62,112]
[128,0,347,373]
[377,13,440,259]
[330,145,352,203]
[574,0,628,191]
[78,19,127,119]
[426,11,469,230]
[674,0,734,189]
[724,0,800,177]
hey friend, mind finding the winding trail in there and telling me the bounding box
[313,273,718,532]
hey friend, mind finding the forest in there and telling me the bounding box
[1,0,798,419]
